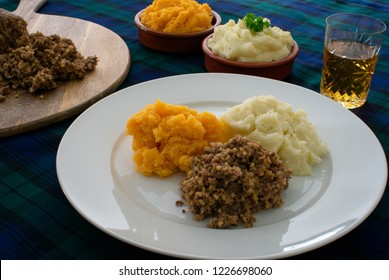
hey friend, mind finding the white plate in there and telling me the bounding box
[56,73,387,259]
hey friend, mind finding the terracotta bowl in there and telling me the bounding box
[202,34,299,80]
[134,10,222,53]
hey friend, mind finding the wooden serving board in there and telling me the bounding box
[0,0,131,137]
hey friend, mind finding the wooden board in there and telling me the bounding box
[0,0,131,137]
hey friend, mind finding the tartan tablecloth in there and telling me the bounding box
[0,0,388,259]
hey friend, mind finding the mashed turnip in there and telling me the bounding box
[126,99,229,177]
[140,0,213,33]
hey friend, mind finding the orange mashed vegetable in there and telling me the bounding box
[126,99,230,177]
[140,0,213,33]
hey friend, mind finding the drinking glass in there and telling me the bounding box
[320,13,386,109]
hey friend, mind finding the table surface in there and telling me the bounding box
[1,0,388,260]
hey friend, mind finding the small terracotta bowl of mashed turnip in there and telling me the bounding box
[135,7,221,53]
[202,16,299,80]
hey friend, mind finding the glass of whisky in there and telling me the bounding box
[320,13,386,109]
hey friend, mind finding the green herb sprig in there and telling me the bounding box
[243,13,271,32]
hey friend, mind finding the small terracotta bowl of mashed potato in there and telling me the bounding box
[202,16,299,80]
[135,0,221,53]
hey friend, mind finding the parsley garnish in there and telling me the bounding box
[243,13,271,32]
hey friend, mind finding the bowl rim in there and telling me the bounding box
[202,34,299,68]
[134,9,222,38]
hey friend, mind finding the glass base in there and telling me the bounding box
[320,91,367,109]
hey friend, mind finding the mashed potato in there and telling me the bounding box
[140,0,213,33]
[126,99,229,177]
[220,96,327,175]
[207,19,294,62]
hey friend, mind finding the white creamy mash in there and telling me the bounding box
[207,19,294,62]
[220,96,328,175]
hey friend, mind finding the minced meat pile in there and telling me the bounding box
[0,8,97,101]
[180,135,291,229]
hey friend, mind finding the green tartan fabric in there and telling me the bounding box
[0,0,388,259]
